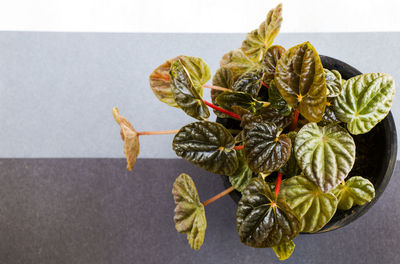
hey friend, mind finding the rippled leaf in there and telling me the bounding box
[112,107,140,171]
[324,69,342,97]
[172,173,207,250]
[332,176,375,210]
[280,132,301,177]
[232,69,264,97]
[280,175,338,233]
[272,240,295,261]
[173,121,238,175]
[237,178,301,248]
[333,73,395,135]
[228,150,253,192]
[216,91,266,115]
[244,122,291,174]
[179,56,211,94]
[220,49,259,80]
[275,42,327,122]
[268,80,292,116]
[263,45,286,84]
[170,60,210,120]
[321,99,341,125]
[241,4,283,62]
[294,123,356,192]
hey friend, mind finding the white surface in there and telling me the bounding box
[0,0,399,33]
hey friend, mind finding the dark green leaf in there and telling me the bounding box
[232,69,264,97]
[172,173,207,250]
[324,69,342,97]
[258,107,293,129]
[170,60,210,120]
[244,122,291,174]
[332,176,375,210]
[211,67,234,118]
[228,150,253,192]
[236,178,301,248]
[220,49,259,80]
[263,45,286,84]
[275,42,327,122]
[280,175,338,233]
[320,99,341,125]
[333,73,395,135]
[272,240,295,261]
[268,80,292,116]
[216,91,266,115]
[241,4,283,62]
[280,132,301,177]
[294,123,356,192]
[173,121,239,175]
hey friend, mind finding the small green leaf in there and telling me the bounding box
[263,45,286,84]
[332,176,375,210]
[237,178,301,248]
[333,73,395,135]
[170,60,210,120]
[112,107,140,171]
[280,175,338,233]
[232,69,264,97]
[272,240,295,261]
[294,123,355,192]
[228,150,253,192]
[268,80,292,116]
[280,132,301,177]
[324,69,342,97]
[211,67,234,118]
[244,122,291,174]
[241,4,283,63]
[275,42,327,122]
[321,99,341,125]
[216,91,266,115]
[220,49,259,80]
[173,121,239,175]
[172,173,207,250]
[179,56,211,94]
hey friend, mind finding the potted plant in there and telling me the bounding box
[112,3,396,260]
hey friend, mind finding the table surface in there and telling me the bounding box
[0,158,398,264]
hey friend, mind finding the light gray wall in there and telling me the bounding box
[0,32,399,158]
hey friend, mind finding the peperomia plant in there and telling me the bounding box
[112,3,395,260]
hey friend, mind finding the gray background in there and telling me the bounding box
[0,32,399,158]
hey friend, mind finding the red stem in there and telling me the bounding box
[290,110,300,131]
[275,172,282,197]
[261,81,270,88]
[203,100,241,120]
[233,145,244,150]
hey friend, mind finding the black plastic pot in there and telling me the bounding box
[218,55,397,233]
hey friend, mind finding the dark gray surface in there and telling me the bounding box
[0,159,398,264]
[0,32,399,158]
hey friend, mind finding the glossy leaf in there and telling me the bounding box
[228,150,253,192]
[263,45,286,84]
[280,132,301,177]
[216,91,266,115]
[275,42,327,122]
[112,107,140,171]
[211,67,234,118]
[324,69,342,97]
[149,55,210,107]
[333,73,395,135]
[280,175,338,233]
[237,178,301,248]
[232,69,264,97]
[321,99,341,124]
[170,60,210,120]
[268,80,292,116]
[244,122,291,174]
[272,240,295,261]
[220,49,258,80]
[294,123,356,192]
[332,176,375,210]
[241,4,283,62]
[172,173,207,250]
[173,121,239,175]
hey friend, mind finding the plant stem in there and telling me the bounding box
[203,100,241,120]
[202,186,235,206]
[262,81,270,88]
[137,130,179,136]
[275,172,283,197]
[202,84,231,92]
[290,110,300,131]
[233,145,244,150]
